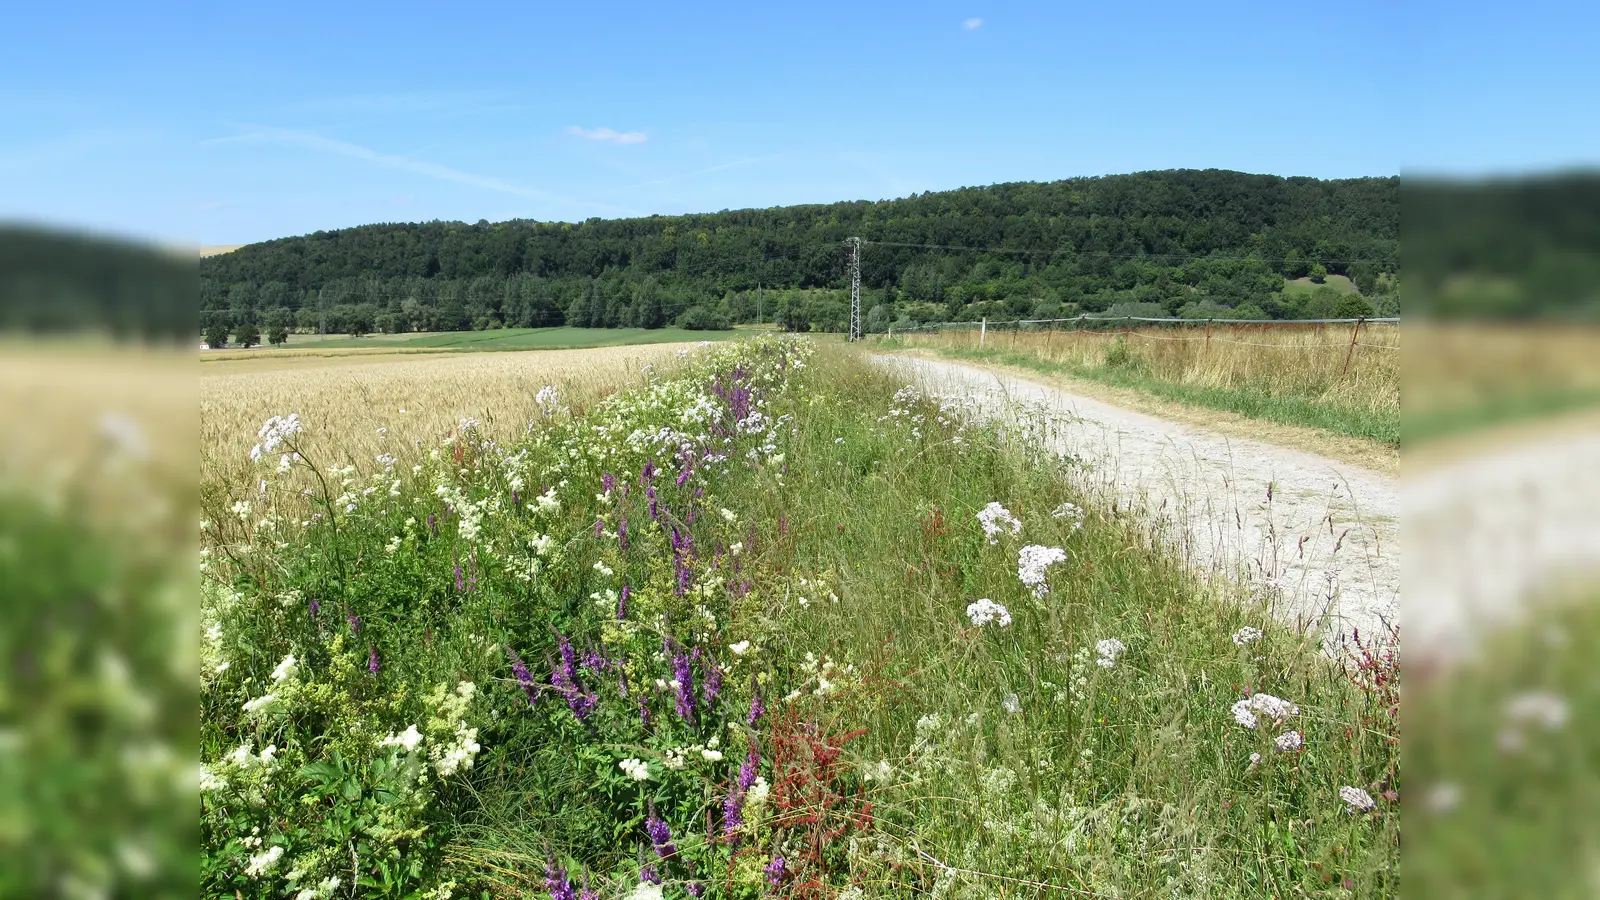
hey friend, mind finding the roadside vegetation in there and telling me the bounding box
[880,323,1400,451]
[200,337,1398,898]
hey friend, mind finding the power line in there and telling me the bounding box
[861,239,1390,266]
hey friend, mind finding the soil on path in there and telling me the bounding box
[875,354,1400,650]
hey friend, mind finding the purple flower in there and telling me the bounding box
[764,855,785,886]
[686,883,705,898]
[618,518,629,550]
[552,635,596,721]
[510,651,538,707]
[747,690,766,726]
[618,583,631,620]
[672,651,696,722]
[647,487,659,522]
[676,468,691,488]
[703,659,723,706]
[454,564,466,592]
[308,599,320,618]
[640,460,656,484]
[645,802,677,859]
[637,695,652,727]
[427,513,437,536]
[594,518,605,538]
[545,863,575,900]
[512,489,521,508]
[580,649,607,673]
[723,743,761,843]
[602,472,615,494]
[367,646,380,675]
[640,865,661,885]
[347,615,361,633]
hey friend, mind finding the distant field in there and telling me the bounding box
[199,244,244,257]
[203,326,759,359]
[1283,274,1358,294]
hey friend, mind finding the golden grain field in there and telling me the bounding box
[201,344,694,490]
[895,321,1400,421]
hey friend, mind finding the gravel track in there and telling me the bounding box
[875,355,1400,650]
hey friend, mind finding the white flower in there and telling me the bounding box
[1016,545,1068,598]
[1504,690,1568,730]
[730,541,744,556]
[1050,501,1084,527]
[270,653,298,683]
[199,763,227,792]
[1231,626,1263,646]
[536,385,560,408]
[1002,693,1022,714]
[976,502,1022,544]
[720,508,737,522]
[1230,693,1298,730]
[379,724,424,752]
[628,881,664,900]
[250,414,302,462]
[1340,785,1376,812]
[745,775,770,810]
[1273,730,1304,752]
[242,693,278,716]
[701,748,724,762]
[966,598,1012,628]
[432,723,481,776]
[1094,638,1127,668]
[244,844,284,877]
[619,758,651,781]
[728,640,751,656]
[1248,752,1262,766]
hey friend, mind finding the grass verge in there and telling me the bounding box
[199,337,1398,898]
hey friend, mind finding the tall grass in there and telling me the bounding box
[199,338,1397,898]
[884,323,1400,448]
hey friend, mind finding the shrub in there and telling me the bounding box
[676,304,730,330]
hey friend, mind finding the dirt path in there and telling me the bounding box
[875,354,1399,650]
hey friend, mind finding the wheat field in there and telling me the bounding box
[201,343,693,490]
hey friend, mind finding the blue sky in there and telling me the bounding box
[0,1,1594,245]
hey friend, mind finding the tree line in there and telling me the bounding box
[200,168,1400,345]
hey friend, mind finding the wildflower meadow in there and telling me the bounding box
[200,336,1398,898]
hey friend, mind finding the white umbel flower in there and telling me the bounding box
[966,599,1012,628]
[1340,785,1376,812]
[976,502,1022,544]
[1274,730,1304,752]
[1094,638,1127,668]
[1231,626,1263,646]
[1017,545,1068,598]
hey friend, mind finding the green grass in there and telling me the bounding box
[896,341,1401,448]
[267,326,747,351]
[1405,385,1600,446]
[1282,274,1358,295]
[199,338,1397,898]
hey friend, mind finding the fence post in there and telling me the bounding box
[1205,318,1213,350]
[1341,317,1365,377]
[980,317,987,347]
[1010,322,1018,348]
[1048,318,1057,355]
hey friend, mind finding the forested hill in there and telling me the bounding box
[201,169,1399,337]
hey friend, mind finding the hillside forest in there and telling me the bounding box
[199,169,1400,344]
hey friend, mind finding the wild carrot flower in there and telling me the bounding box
[1017,545,1068,598]
[1340,785,1376,812]
[1230,693,1299,730]
[1274,730,1303,752]
[976,502,1022,544]
[1231,626,1263,646]
[966,598,1012,628]
[1095,638,1127,668]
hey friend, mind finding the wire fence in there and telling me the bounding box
[882,314,1401,352]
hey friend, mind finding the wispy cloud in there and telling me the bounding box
[962,17,984,30]
[567,125,648,144]
[202,126,639,215]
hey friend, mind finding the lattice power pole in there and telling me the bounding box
[847,236,862,341]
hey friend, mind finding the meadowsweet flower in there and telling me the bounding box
[379,724,424,752]
[242,693,278,716]
[701,748,724,762]
[976,502,1022,544]
[270,653,297,683]
[619,758,650,781]
[745,775,770,810]
[200,763,227,792]
[1340,785,1376,812]
[1231,626,1263,646]
[244,844,285,877]
[1095,638,1127,668]
[432,723,481,776]
[627,881,663,900]
[966,598,1012,628]
[1017,545,1068,598]
[728,640,751,656]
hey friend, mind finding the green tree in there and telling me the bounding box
[233,319,259,348]
[264,308,292,345]
[203,321,230,349]
[1334,295,1375,319]
[1309,263,1328,284]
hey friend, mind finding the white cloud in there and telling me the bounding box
[567,126,647,144]
[962,17,984,30]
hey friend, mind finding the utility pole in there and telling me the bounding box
[757,282,763,326]
[847,236,862,342]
